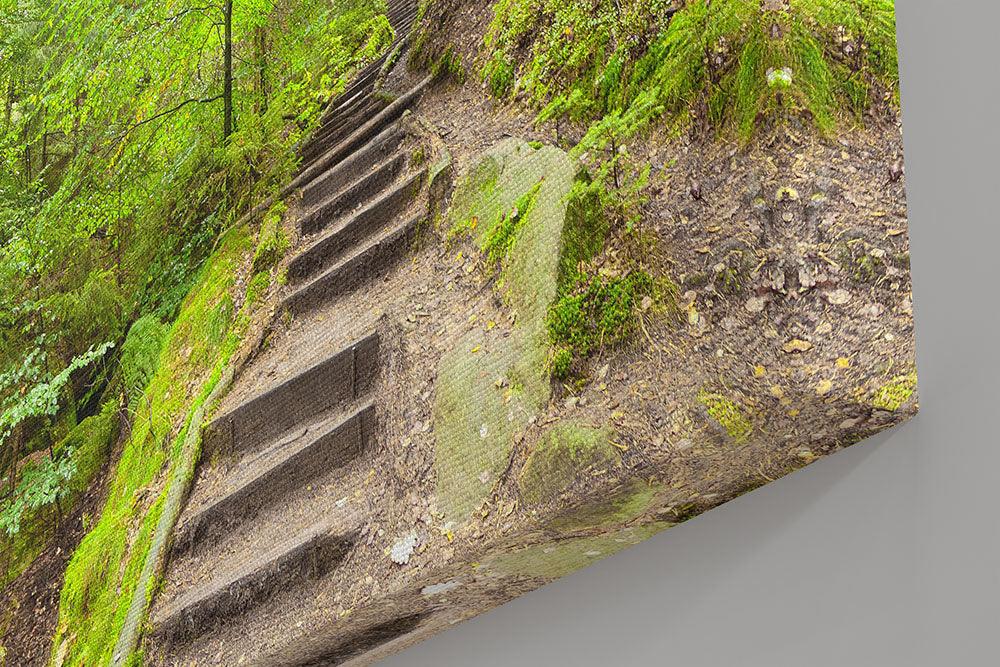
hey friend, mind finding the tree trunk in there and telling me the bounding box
[256,26,268,116]
[223,0,234,141]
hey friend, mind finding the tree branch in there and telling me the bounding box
[108,94,224,150]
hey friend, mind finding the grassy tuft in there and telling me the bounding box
[483,0,899,146]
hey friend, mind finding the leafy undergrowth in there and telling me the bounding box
[48,225,261,667]
[0,314,169,590]
[483,0,898,148]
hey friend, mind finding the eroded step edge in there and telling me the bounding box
[299,152,408,238]
[202,332,379,459]
[296,77,430,187]
[173,401,375,560]
[302,122,406,209]
[283,210,426,316]
[153,522,356,644]
[292,168,426,281]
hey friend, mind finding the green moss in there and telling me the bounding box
[550,346,573,379]
[871,371,917,411]
[518,422,617,506]
[546,269,666,369]
[50,225,255,666]
[484,52,516,98]
[57,403,118,496]
[244,271,272,310]
[481,181,542,265]
[431,45,465,82]
[699,391,753,443]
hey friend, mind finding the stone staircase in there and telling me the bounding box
[146,2,439,663]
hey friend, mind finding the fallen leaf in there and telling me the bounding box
[782,339,814,353]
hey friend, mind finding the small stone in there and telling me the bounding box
[827,289,852,305]
[745,297,766,313]
[390,532,419,565]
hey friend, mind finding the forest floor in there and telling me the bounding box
[0,458,111,665]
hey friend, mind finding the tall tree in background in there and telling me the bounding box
[224,0,234,141]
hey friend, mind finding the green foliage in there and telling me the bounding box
[0,342,113,452]
[1,402,117,586]
[0,448,75,538]
[483,0,899,146]
[118,315,168,406]
[0,0,393,454]
[547,270,659,376]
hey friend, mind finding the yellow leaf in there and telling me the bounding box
[836,357,851,369]
[815,379,834,396]
[753,365,766,378]
[782,339,813,353]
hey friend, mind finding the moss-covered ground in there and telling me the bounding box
[518,422,617,506]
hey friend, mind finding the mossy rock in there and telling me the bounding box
[548,479,663,532]
[434,139,605,523]
[518,422,617,506]
[57,401,118,495]
[485,521,673,581]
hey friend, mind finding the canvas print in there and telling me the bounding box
[1,1,917,664]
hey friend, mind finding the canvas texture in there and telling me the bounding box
[0,1,916,665]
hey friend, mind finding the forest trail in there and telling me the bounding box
[145,2,438,663]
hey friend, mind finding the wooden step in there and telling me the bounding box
[173,402,375,560]
[153,521,356,644]
[202,333,379,459]
[296,77,430,190]
[283,211,426,316]
[303,97,387,166]
[302,123,406,209]
[299,152,408,237]
[291,168,426,281]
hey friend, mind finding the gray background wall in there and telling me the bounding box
[382,2,1000,664]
